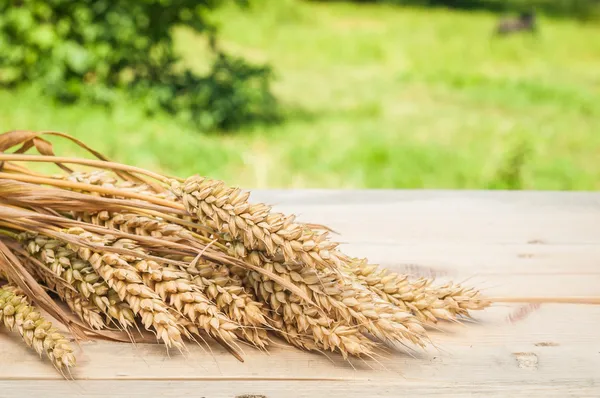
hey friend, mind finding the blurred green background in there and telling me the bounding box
[2,0,600,190]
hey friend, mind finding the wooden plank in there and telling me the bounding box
[0,379,598,398]
[1,191,599,397]
[1,303,599,379]
[2,380,598,398]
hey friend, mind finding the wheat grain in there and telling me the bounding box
[69,227,248,357]
[77,212,245,346]
[0,284,76,370]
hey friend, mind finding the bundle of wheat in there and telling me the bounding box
[0,130,492,375]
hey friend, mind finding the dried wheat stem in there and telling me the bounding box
[0,172,180,210]
[0,154,173,184]
[169,176,348,270]
[0,284,76,370]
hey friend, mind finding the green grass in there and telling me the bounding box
[2,0,600,189]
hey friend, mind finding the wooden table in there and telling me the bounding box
[1,190,599,397]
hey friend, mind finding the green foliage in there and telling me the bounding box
[2,0,600,190]
[309,0,600,20]
[0,0,278,131]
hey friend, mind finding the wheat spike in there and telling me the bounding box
[188,259,269,348]
[77,208,268,348]
[244,251,426,349]
[169,176,348,270]
[267,308,376,359]
[78,211,247,346]
[66,170,176,201]
[19,254,106,330]
[249,276,377,359]
[79,211,184,240]
[0,284,76,370]
[422,279,491,317]
[226,243,378,355]
[61,289,106,330]
[20,233,135,329]
[348,259,489,323]
[134,258,240,346]
[67,230,185,350]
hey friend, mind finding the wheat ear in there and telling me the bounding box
[0,284,76,370]
[347,260,489,323]
[20,233,135,329]
[78,208,269,348]
[170,176,348,270]
[244,252,425,349]
[18,252,106,330]
[66,230,185,350]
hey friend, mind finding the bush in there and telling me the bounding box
[0,0,279,131]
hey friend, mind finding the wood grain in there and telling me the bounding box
[1,190,599,397]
